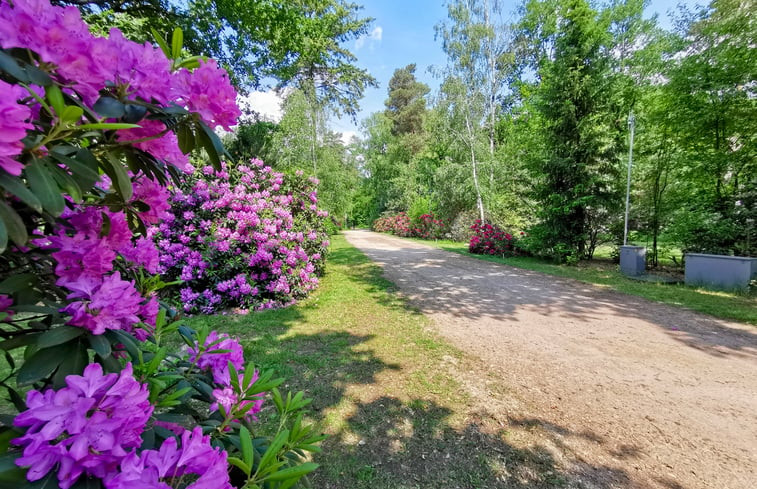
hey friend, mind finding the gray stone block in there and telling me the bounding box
[620,246,646,276]
[685,253,757,290]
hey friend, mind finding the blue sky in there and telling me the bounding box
[327,0,704,140]
[244,1,704,140]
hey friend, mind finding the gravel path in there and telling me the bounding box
[343,230,757,489]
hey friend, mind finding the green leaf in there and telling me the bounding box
[151,28,171,58]
[257,430,289,474]
[93,97,125,119]
[25,63,52,87]
[0,51,29,83]
[102,153,133,201]
[177,57,202,70]
[17,345,68,385]
[88,334,111,358]
[265,462,319,481]
[0,201,27,247]
[78,122,140,131]
[0,220,6,254]
[227,457,251,476]
[0,453,26,485]
[123,104,148,124]
[0,274,35,294]
[240,425,253,468]
[45,85,65,116]
[49,150,100,190]
[52,341,88,388]
[48,164,83,203]
[171,28,184,59]
[37,326,85,348]
[60,105,84,123]
[177,124,195,154]
[25,159,65,216]
[0,173,42,212]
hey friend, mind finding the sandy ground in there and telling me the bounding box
[343,230,757,489]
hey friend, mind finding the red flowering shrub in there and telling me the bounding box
[411,213,449,240]
[373,212,449,240]
[468,220,525,256]
[372,212,412,237]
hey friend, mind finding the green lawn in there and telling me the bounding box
[186,234,580,488]
[408,237,756,325]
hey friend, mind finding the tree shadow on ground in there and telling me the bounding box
[313,396,641,489]
[345,232,757,358]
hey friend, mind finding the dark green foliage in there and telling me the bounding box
[529,0,620,261]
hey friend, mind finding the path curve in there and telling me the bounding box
[343,230,757,489]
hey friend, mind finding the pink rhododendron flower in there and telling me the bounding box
[105,427,233,489]
[117,120,191,172]
[188,330,245,384]
[13,363,152,489]
[63,272,144,335]
[0,79,32,175]
[174,59,240,130]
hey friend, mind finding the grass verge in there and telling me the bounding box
[407,238,756,325]
[186,234,578,488]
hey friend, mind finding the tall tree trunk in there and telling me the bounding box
[466,113,485,222]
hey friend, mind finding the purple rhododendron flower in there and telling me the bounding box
[105,427,233,489]
[210,371,264,421]
[62,272,144,335]
[13,363,152,489]
[188,330,244,385]
[0,79,32,175]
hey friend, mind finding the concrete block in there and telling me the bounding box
[620,246,646,276]
[685,253,757,290]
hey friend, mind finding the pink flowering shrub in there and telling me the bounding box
[155,160,330,314]
[372,212,412,237]
[411,213,449,240]
[372,212,449,240]
[468,220,525,256]
[0,0,324,486]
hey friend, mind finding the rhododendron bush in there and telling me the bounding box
[468,220,525,256]
[372,212,449,240]
[0,0,323,487]
[155,162,329,314]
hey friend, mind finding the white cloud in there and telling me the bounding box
[339,131,358,145]
[237,90,284,123]
[355,26,383,50]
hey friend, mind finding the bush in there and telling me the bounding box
[373,212,449,240]
[372,212,412,237]
[411,213,449,240]
[155,161,330,314]
[449,210,478,242]
[468,220,524,256]
[0,1,322,487]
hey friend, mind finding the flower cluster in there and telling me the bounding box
[0,79,32,176]
[468,220,524,256]
[188,330,244,384]
[0,0,240,172]
[11,347,246,489]
[155,159,330,314]
[411,213,449,240]
[372,212,413,237]
[33,178,168,338]
[13,363,153,489]
[373,212,449,240]
[105,427,233,489]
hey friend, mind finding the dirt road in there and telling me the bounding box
[342,230,757,489]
